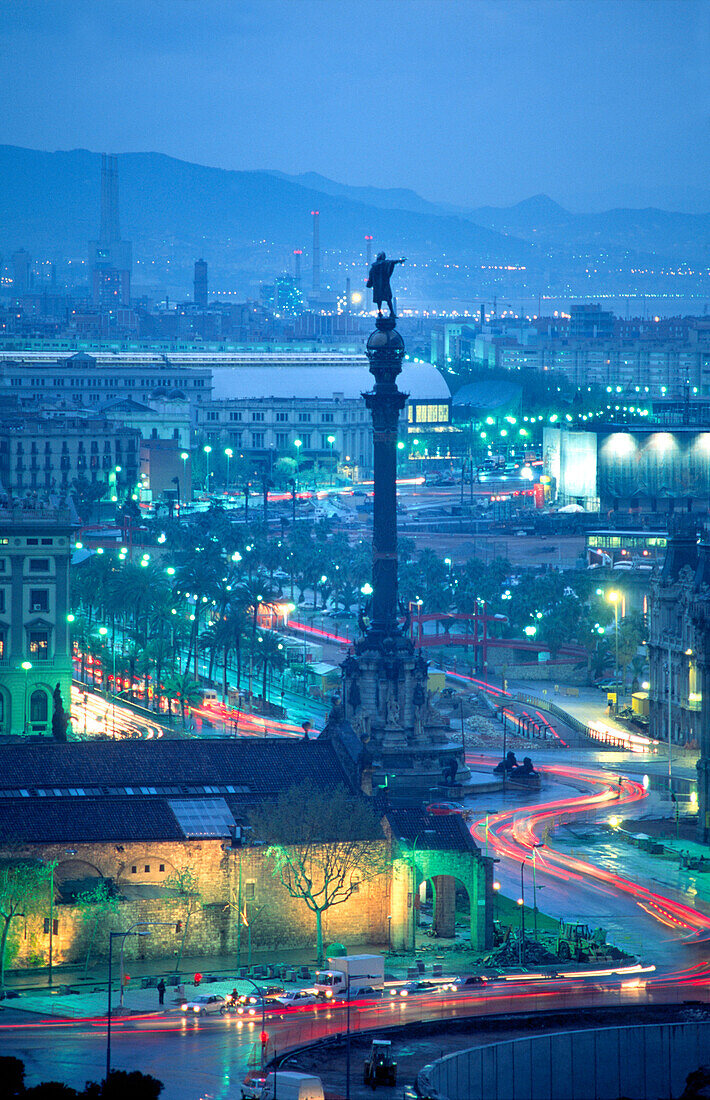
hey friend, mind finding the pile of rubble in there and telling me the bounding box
[484,935,560,968]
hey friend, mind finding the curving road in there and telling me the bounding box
[3,758,709,1099]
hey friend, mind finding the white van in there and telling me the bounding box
[259,1072,324,1100]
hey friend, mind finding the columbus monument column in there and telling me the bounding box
[320,254,471,801]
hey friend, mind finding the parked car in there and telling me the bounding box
[425,800,465,816]
[179,993,227,1015]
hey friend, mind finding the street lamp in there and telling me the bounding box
[98,627,116,737]
[518,864,526,964]
[21,661,32,735]
[327,434,336,485]
[224,447,233,489]
[531,842,544,941]
[294,438,302,490]
[607,590,620,699]
[203,445,212,492]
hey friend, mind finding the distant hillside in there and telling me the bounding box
[269,173,710,265]
[468,194,710,264]
[0,145,536,268]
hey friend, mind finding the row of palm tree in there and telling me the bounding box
[70,504,628,724]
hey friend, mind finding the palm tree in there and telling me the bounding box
[163,672,202,727]
[200,609,249,702]
[253,630,286,704]
[176,556,219,679]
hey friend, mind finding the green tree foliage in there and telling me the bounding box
[165,867,201,970]
[0,860,53,988]
[75,880,120,975]
[250,782,387,965]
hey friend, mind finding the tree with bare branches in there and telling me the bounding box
[249,782,388,964]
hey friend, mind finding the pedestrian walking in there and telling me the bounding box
[157,978,166,1006]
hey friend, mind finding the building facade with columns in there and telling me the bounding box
[0,503,74,737]
[647,528,710,842]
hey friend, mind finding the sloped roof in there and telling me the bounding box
[386,808,479,854]
[0,797,184,843]
[0,739,350,794]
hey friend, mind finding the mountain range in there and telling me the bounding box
[0,145,707,293]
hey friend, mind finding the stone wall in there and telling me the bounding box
[8,839,392,970]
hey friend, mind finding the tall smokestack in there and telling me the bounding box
[293,249,302,287]
[99,153,121,243]
[311,210,320,298]
[365,235,373,267]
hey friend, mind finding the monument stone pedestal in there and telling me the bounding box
[321,314,471,803]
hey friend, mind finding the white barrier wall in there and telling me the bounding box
[420,1021,710,1100]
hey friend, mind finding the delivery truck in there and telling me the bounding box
[314,954,385,999]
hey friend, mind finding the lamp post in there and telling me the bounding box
[294,438,302,491]
[224,447,233,490]
[483,810,498,858]
[327,434,336,485]
[181,451,189,498]
[607,590,620,699]
[21,660,32,735]
[665,633,674,797]
[98,627,116,737]
[531,842,544,941]
[118,921,172,1011]
[203,445,212,493]
[106,927,151,1083]
[518,863,526,965]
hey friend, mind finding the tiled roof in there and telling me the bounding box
[0,739,351,794]
[0,797,184,843]
[385,808,480,854]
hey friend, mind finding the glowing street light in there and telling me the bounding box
[21,660,32,735]
[224,447,234,487]
[203,445,212,492]
[607,590,620,697]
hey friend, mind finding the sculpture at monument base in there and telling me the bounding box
[320,276,470,802]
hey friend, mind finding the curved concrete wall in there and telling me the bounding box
[420,1020,710,1100]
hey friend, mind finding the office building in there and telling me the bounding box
[544,424,710,514]
[0,502,74,737]
[197,356,451,475]
[0,413,141,496]
[0,352,211,418]
[11,249,32,294]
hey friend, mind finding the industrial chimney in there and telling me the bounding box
[311,211,320,298]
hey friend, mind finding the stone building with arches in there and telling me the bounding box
[0,739,492,971]
[0,502,74,738]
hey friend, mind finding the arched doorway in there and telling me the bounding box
[418,875,471,941]
[29,687,50,733]
[0,688,10,734]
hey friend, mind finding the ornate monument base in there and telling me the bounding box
[339,632,472,801]
[319,309,470,804]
